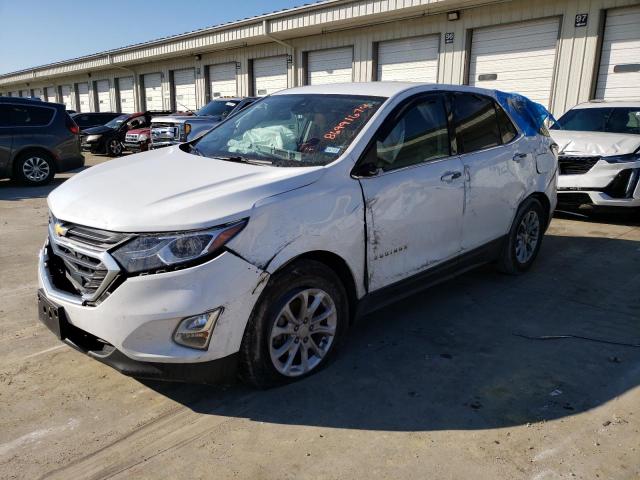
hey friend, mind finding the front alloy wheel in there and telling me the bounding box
[239,259,348,388]
[269,288,337,377]
[108,139,123,156]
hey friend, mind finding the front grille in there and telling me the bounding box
[558,155,601,175]
[47,219,128,304]
[50,241,109,297]
[125,133,138,143]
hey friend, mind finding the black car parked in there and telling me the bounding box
[81,111,171,156]
[71,112,122,130]
[0,97,84,186]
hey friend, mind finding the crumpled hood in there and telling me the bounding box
[48,146,325,232]
[551,130,640,156]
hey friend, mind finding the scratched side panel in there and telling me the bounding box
[227,171,368,298]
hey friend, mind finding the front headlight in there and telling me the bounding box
[86,134,101,142]
[602,153,640,164]
[138,134,148,142]
[112,220,247,273]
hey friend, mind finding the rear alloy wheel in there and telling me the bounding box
[497,197,545,274]
[15,153,54,186]
[107,139,123,156]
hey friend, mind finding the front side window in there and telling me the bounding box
[193,94,385,167]
[551,107,640,135]
[452,93,501,154]
[10,105,55,126]
[374,95,450,172]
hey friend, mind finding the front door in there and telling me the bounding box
[357,93,465,291]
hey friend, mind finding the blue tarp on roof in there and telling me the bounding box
[494,91,556,137]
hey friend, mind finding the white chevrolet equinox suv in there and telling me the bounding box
[38,83,557,387]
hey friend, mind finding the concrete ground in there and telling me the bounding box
[1,153,639,480]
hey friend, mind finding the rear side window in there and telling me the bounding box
[10,105,55,126]
[495,102,518,143]
[375,95,450,171]
[452,93,501,154]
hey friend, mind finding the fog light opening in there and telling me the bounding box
[173,308,223,350]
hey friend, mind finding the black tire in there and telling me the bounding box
[13,151,55,186]
[107,139,123,157]
[497,197,546,275]
[239,259,349,389]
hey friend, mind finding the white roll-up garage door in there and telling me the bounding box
[469,17,560,106]
[377,36,440,83]
[308,47,353,85]
[595,6,640,101]
[118,77,135,113]
[143,73,163,111]
[61,86,73,110]
[253,56,288,96]
[173,68,197,110]
[32,88,44,100]
[209,63,237,98]
[96,80,111,112]
[45,87,57,103]
[20,90,29,98]
[10,91,19,97]
[77,83,90,112]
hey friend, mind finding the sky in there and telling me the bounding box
[0,0,308,75]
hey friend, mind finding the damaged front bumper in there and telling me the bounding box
[37,248,268,382]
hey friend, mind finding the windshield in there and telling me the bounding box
[197,100,239,117]
[105,114,129,129]
[193,94,385,167]
[551,107,640,135]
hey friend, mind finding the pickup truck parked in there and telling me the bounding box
[150,97,255,149]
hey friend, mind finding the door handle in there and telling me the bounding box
[513,152,528,162]
[440,171,462,183]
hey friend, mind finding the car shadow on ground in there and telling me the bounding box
[142,232,640,432]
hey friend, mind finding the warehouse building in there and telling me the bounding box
[1,0,639,117]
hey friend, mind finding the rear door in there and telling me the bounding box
[451,92,532,250]
[358,93,464,291]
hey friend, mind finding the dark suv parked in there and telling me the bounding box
[0,97,84,186]
[71,112,122,131]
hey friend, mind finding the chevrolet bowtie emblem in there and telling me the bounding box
[54,223,69,237]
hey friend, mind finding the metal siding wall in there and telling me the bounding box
[4,0,640,116]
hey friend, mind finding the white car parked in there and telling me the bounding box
[550,101,640,210]
[38,83,557,387]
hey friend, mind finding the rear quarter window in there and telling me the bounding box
[495,102,519,143]
[10,105,55,126]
